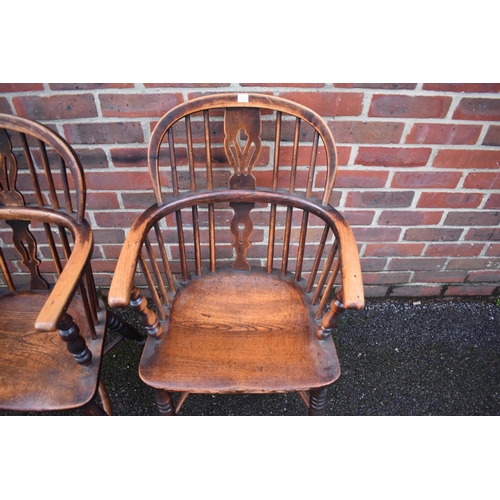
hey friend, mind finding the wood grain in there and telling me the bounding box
[139,269,340,393]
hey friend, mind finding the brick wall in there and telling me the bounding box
[1,83,499,298]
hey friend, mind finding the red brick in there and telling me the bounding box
[446,258,500,270]
[364,243,425,257]
[465,227,500,241]
[328,121,404,144]
[110,147,148,168]
[89,260,119,273]
[444,284,497,296]
[278,92,363,116]
[121,192,158,209]
[484,194,500,209]
[433,149,500,169]
[13,94,98,120]
[49,83,134,90]
[63,122,144,144]
[417,192,483,209]
[240,83,325,88]
[100,93,184,117]
[423,83,500,93]
[404,228,463,242]
[334,83,417,90]
[391,171,461,189]
[346,191,414,208]
[331,210,373,226]
[444,211,500,226]
[389,257,447,271]
[0,97,11,114]
[483,125,500,146]
[85,171,153,190]
[413,270,467,283]
[92,228,126,244]
[324,169,388,189]
[463,172,500,189]
[93,210,143,228]
[101,244,125,260]
[379,210,443,226]
[485,244,500,256]
[327,191,343,207]
[360,258,387,272]
[362,272,412,285]
[363,286,390,298]
[145,83,231,88]
[468,269,500,282]
[0,83,45,92]
[369,94,452,118]
[453,98,500,120]
[356,147,431,167]
[272,144,325,167]
[75,148,109,169]
[390,285,442,297]
[405,123,481,145]
[86,192,120,210]
[425,243,485,257]
[352,227,401,242]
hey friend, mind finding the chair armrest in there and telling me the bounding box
[108,204,161,308]
[0,207,94,332]
[108,191,365,310]
[323,206,364,310]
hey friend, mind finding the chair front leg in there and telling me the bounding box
[155,389,176,416]
[309,386,328,416]
[81,399,108,416]
[106,310,144,342]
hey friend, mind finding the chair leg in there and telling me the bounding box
[106,311,144,342]
[308,386,328,416]
[98,381,113,416]
[155,389,176,416]
[81,399,108,416]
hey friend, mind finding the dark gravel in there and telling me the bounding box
[2,297,500,416]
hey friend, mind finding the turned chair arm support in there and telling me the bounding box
[0,207,93,332]
[108,190,364,311]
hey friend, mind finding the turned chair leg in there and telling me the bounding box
[82,399,108,416]
[97,381,113,415]
[106,310,144,342]
[155,389,176,416]
[309,386,328,416]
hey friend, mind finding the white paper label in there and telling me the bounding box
[237,94,249,103]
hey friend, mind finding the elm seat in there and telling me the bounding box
[0,291,105,411]
[139,269,341,393]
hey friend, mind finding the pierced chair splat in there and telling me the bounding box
[108,93,364,415]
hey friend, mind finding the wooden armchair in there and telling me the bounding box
[108,93,364,415]
[0,113,142,415]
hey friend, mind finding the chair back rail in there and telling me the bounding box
[148,93,338,206]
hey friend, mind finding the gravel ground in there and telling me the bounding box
[2,296,500,416]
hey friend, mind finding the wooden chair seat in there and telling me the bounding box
[0,291,105,412]
[139,268,340,393]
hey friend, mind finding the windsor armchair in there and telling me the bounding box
[108,93,364,415]
[0,113,142,415]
